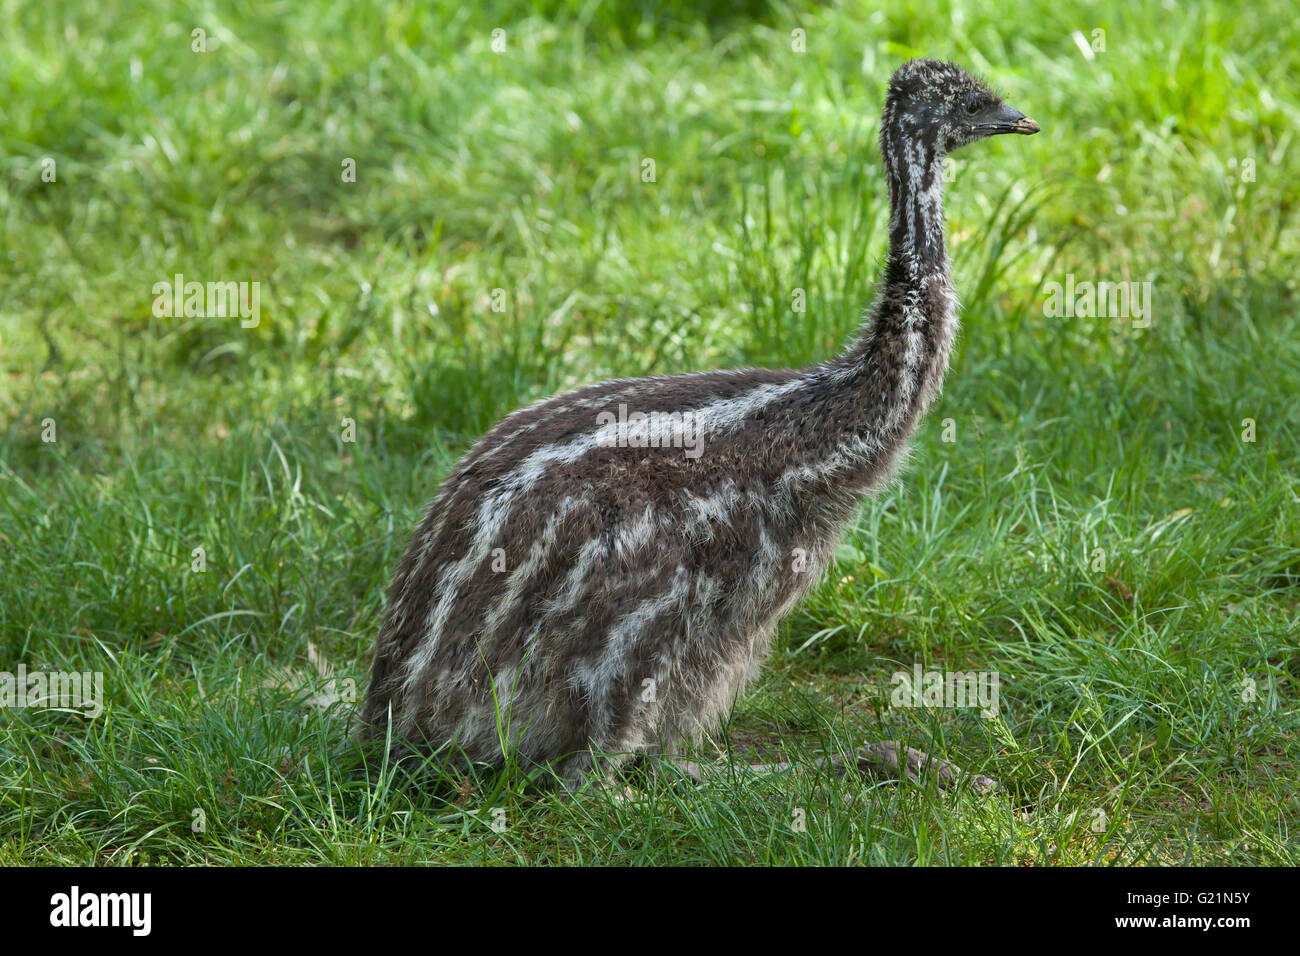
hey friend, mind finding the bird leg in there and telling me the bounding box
[664,740,999,794]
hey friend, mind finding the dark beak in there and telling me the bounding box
[986,103,1040,135]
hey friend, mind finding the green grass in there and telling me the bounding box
[2,0,1298,865]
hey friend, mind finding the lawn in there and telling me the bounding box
[1,0,1297,865]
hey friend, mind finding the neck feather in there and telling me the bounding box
[779,123,958,502]
[832,118,957,406]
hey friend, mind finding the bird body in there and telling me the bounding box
[360,60,1038,788]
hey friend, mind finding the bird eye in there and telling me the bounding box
[964,95,982,115]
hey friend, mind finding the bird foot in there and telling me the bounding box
[846,740,1000,794]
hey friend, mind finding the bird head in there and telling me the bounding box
[884,59,1039,154]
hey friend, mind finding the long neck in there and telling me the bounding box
[882,126,949,278]
[768,122,958,506]
[835,124,956,431]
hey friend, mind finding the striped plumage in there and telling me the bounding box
[360,59,1038,788]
